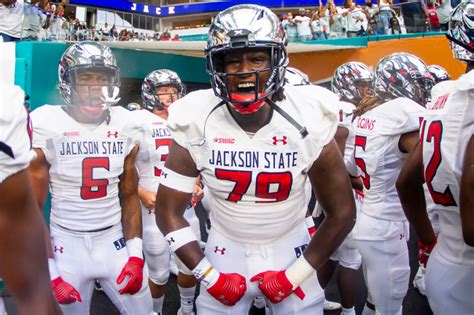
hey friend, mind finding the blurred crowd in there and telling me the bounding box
[1,0,453,43]
[281,0,453,42]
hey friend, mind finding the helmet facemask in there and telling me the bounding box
[61,66,121,121]
[205,4,289,115]
[207,45,287,115]
[141,69,186,112]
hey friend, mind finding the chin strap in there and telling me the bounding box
[266,99,308,138]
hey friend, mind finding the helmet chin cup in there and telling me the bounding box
[229,93,266,114]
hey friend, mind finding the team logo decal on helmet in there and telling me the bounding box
[332,62,374,105]
[446,1,474,62]
[427,65,451,83]
[141,69,186,111]
[285,67,311,86]
[205,4,288,114]
[374,52,434,106]
[58,41,121,112]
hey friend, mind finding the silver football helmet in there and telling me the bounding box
[285,67,311,86]
[331,62,374,105]
[205,4,288,114]
[58,42,120,111]
[427,65,451,83]
[141,69,186,111]
[446,0,474,63]
[374,52,434,106]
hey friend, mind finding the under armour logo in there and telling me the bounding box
[229,29,250,37]
[214,246,226,255]
[54,246,64,253]
[272,136,287,145]
[167,237,175,245]
[107,131,119,138]
[400,233,405,240]
[148,208,155,215]
[162,172,168,179]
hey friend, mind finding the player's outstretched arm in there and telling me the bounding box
[460,135,474,246]
[0,169,61,315]
[156,141,246,306]
[117,145,146,295]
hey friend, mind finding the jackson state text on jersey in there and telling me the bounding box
[422,71,474,266]
[133,110,172,192]
[30,105,141,231]
[0,84,36,183]
[353,97,425,221]
[167,85,339,243]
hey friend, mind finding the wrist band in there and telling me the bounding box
[285,255,315,289]
[165,226,198,252]
[48,258,59,280]
[126,237,143,259]
[160,167,197,194]
[192,257,219,287]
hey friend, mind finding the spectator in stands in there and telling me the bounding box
[390,15,402,34]
[172,34,181,41]
[364,0,382,35]
[101,22,110,38]
[427,0,441,31]
[0,0,25,42]
[310,9,327,40]
[400,0,429,33]
[343,0,369,37]
[282,12,298,42]
[328,2,346,38]
[377,0,394,34]
[294,8,313,41]
[434,0,451,31]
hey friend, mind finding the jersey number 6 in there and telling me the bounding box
[81,157,110,200]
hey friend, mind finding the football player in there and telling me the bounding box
[351,52,433,315]
[134,69,200,315]
[309,61,374,315]
[155,4,356,315]
[397,2,474,314]
[0,83,61,315]
[28,41,153,314]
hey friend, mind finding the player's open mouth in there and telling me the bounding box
[236,82,256,93]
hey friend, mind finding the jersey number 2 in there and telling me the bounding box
[81,157,110,200]
[420,120,457,206]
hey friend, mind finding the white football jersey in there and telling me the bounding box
[422,71,474,266]
[338,101,358,176]
[167,85,338,244]
[134,109,172,192]
[353,97,425,221]
[31,105,140,231]
[0,84,36,183]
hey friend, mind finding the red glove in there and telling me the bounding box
[116,256,144,295]
[206,272,247,306]
[250,270,305,304]
[51,277,82,304]
[418,239,437,268]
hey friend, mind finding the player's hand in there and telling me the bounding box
[418,239,437,268]
[250,270,305,304]
[206,272,247,306]
[51,277,82,304]
[116,256,144,295]
[138,187,156,209]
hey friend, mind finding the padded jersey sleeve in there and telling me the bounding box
[0,85,36,183]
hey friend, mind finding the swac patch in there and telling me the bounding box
[294,244,308,258]
[114,237,126,250]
